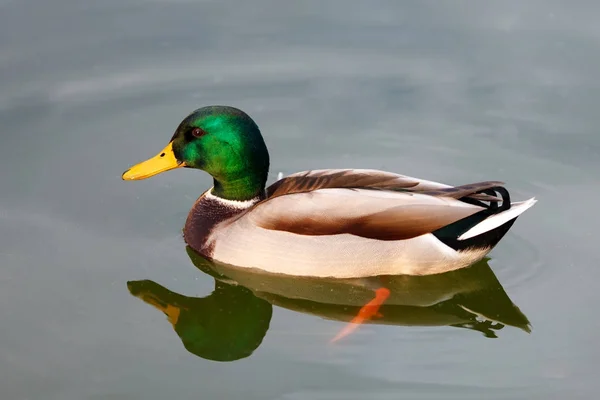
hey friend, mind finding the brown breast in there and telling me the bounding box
[183,193,252,258]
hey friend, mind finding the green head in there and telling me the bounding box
[122,106,270,201]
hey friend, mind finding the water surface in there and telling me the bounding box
[1,1,599,399]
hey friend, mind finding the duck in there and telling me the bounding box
[122,105,537,279]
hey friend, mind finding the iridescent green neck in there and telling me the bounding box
[211,173,266,201]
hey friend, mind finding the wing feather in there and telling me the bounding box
[266,169,419,199]
[266,169,503,202]
[248,188,485,241]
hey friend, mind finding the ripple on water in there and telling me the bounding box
[487,231,545,291]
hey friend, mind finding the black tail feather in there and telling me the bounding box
[432,186,515,251]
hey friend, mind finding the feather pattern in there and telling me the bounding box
[250,188,484,240]
[266,169,502,202]
[267,169,429,197]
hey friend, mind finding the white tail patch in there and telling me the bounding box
[457,198,537,241]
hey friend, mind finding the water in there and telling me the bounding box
[1,1,599,399]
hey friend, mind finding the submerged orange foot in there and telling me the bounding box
[330,287,391,343]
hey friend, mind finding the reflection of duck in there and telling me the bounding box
[127,278,272,362]
[127,247,530,361]
[122,105,536,278]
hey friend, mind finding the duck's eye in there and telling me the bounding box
[191,128,206,138]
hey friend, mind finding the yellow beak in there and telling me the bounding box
[145,296,182,325]
[122,142,185,180]
[131,291,182,326]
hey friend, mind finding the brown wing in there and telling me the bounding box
[266,169,503,202]
[266,169,420,199]
[415,181,505,202]
[248,188,486,241]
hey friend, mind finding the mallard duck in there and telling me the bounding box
[122,105,536,279]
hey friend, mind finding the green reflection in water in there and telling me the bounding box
[128,247,530,362]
